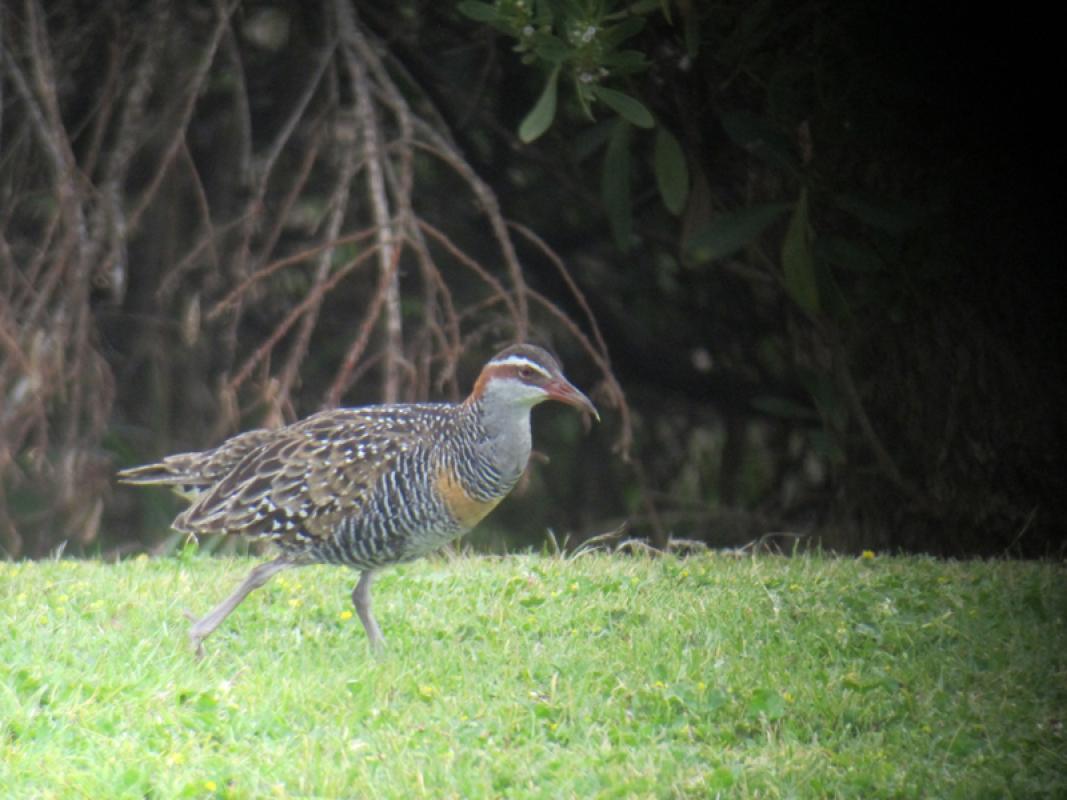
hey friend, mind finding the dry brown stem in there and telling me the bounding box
[0,1,628,556]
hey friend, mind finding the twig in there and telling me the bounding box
[274,113,361,409]
[407,136,529,337]
[156,213,252,304]
[526,287,633,458]
[326,246,404,407]
[206,227,380,319]
[831,334,926,506]
[252,119,327,268]
[337,2,404,401]
[229,245,383,390]
[127,0,236,233]
[409,133,529,337]
[416,219,519,321]
[508,221,612,361]
[178,137,220,275]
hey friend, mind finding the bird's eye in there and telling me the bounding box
[519,367,535,380]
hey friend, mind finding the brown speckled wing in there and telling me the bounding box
[173,407,435,544]
[116,428,277,492]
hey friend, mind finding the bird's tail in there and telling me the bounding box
[116,461,191,486]
[117,428,275,499]
[116,455,215,500]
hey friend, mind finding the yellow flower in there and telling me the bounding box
[339,609,353,621]
[861,550,876,560]
[204,780,217,792]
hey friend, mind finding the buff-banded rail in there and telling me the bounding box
[118,344,598,655]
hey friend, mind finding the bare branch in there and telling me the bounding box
[229,245,382,391]
[0,2,626,556]
[127,0,236,232]
[274,114,362,410]
[508,221,612,362]
[325,246,404,408]
[527,287,632,458]
[336,1,403,402]
[178,138,221,276]
[206,227,380,320]
[416,219,519,321]
[253,119,327,268]
[409,131,529,337]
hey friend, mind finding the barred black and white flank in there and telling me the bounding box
[118,344,598,655]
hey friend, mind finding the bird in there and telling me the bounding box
[117,344,598,655]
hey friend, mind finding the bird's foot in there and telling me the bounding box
[184,609,208,658]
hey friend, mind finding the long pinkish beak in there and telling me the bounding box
[547,378,600,422]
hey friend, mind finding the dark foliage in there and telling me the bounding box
[1,0,1062,558]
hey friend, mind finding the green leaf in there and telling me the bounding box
[653,127,689,215]
[747,687,787,720]
[707,766,737,791]
[519,67,560,143]
[815,257,851,321]
[603,49,650,74]
[602,120,633,249]
[602,16,646,49]
[684,202,791,263]
[571,119,615,163]
[178,535,199,563]
[530,32,572,63]
[698,686,729,714]
[574,82,595,120]
[781,188,820,315]
[593,86,654,128]
[189,691,218,715]
[456,1,497,23]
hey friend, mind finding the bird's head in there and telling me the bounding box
[469,344,599,421]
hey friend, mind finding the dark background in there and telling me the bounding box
[1,1,1063,559]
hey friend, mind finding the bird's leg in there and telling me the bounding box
[188,556,294,657]
[352,569,385,652]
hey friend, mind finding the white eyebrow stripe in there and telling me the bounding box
[491,355,552,378]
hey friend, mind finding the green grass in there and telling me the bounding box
[2,552,1065,799]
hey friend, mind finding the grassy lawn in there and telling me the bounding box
[1,551,1064,798]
